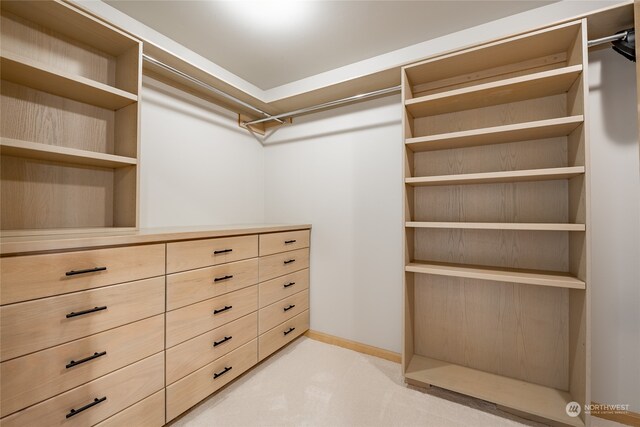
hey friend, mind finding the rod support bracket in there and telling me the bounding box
[239,114,292,135]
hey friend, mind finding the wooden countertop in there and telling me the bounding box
[0,224,311,255]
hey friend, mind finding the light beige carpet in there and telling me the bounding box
[170,337,624,427]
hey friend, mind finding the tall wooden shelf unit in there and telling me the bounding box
[0,0,142,235]
[402,20,591,426]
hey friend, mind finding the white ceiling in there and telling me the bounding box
[105,0,557,90]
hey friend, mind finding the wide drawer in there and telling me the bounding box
[166,235,258,274]
[95,390,165,427]
[167,258,258,311]
[259,310,309,361]
[0,244,165,305]
[0,315,164,418]
[259,289,309,335]
[259,248,309,282]
[166,339,257,422]
[166,312,257,385]
[0,352,164,427]
[259,269,309,308]
[166,285,257,348]
[259,230,310,256]
[0,277,165,361]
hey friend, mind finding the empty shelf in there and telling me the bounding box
[405,261,585,289]
[406,166,584,186]
[405,355,584,427]
[405,116,584,152]
[406,222,585,231]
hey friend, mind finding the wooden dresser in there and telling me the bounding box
[0,224,311,426]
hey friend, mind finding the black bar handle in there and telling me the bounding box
[66,306,107,318]
[213,366,232,379]
[214,275,234,282]
[66,351,107,369]
[66,397,107,418]
[284,282,296,288]
[214,249,233,255]
[284,259,296,265]
[284,304,296,312]
[284,327,296,336]
[213,305,232,315]
[284,240,297,244]
[213,336,232,347]
[65,267,107,276]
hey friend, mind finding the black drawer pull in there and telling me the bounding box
[66,396,106,418]
[284,282,296,288]
[284,327,296,336]
[213,336,232,347]
[284,259,296,265]
[214,249,233,255]
[284,240,297,244]
[66,306,107,318]
[213,305,232,315]
[213,366,232,379]
[214,275,234,282]
[284,304,296,312]
[66,351,107,369]
[65,267,107,276]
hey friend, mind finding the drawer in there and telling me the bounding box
[259,230,310,256]
[259,289,309,335]
[0,244,165,305]
[166,285,257,348]
[259,310,309,361]
[259,269,309,308]
[259,248,309,282]
[166,312,257,385]
[0,352,164,427]
[95,390,165,427]
[0,315,164,418]
[167,258,258,311]
[166,339,257,422]
[167,235,258,274]
[0,277,165,361]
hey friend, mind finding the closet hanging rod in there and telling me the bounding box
[588,30,629,47]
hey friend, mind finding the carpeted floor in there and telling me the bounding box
[170,337,624,427]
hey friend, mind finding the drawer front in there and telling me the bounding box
[259,248,309,282]
[0,244,165,305]
[0,277,165,361]
[167,258,258,311]
[95,390,165,427]
[166,339,257,422]
[259,269,309,308]
[0,315,164,418]
[166,312,257,385]
[0,352,164,427]
[167,235,258,274]
[166,285,257,348]
[259,289,309,335]
[259,230,310,256]
[259,310,309,361]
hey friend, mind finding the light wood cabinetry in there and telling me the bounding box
[402,20,590,427]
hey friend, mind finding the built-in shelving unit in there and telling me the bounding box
[402,19,590,426]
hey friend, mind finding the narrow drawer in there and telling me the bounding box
[259,310,309,361]
[259,269,309,308]
[0,352,164,427]
[166,312,257,385]
[259,248,309,282]
[259,230,310,256]
[167,258,258,311]
[0,244,165,305]
[95,390,165,427]
[259,289,309,335]
[166,285,257,348]
[166,235,258,274]
[166,339,257,422]
[0,315,164,418]
[0,277,165,362]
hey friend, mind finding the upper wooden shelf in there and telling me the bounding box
[406,166,585,187]
[406,116,584,152]
[406,222,586,231]
[0,138,137,169]
[0,51,138,110]
[405,65,582,118]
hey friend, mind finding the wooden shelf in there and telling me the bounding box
[405,116,584,152]
[405,261,585,289]
[0,51,137,110]
[406,166,584,187]
[405,65,583,117]
[0,138,137,168]
[406,222,586,231]
[405,355,584,427]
